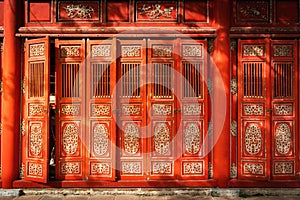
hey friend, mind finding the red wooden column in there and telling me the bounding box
[212,0,230,188]
[2,0,22,188]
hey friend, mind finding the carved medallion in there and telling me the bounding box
[152,46,173,57]
[184,123,201,154]
[244,123,262,155]
[274,104,293,115]
[28,163,43,177]
[244,163,264,175]
[275,123,292,155]
[29,104,44,116]
[61,162,80,174]
[274,162,293,174]
[91,163,110,175]
[152,162,172,175]
[243,45,264,57]
[122,162,142,174]
[152,104,172,115]
[154,123,170,155]
[244,104,264,115]
[122,104,141,115]
[63,123,79,155]
[92,45,111,57]
[273,45,293,57]
[183,162,203,175]
[61,104,80,116]
[183,104,202,115]
[124,123,140,155]
[93,124,109,156]
[29,44,45,57]
[30,123,42,156]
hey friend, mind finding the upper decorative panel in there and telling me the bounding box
[57,1,101,22]
[136,1,178,22]
[236,0,271,24]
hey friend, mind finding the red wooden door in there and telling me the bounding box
[55,39,86,180]
[86,39,117,180]
[238,39,298,180]
[23,37,50,183]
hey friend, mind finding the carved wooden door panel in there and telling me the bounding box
[86,39,117,180]
[55,39,86,180]
[177,39,208,179]
[118,39,147,180]
[238,39,299,180]
[23,37,50,183]
[270,40,298,180]
[147,39,178,180]
[238,39,271,180]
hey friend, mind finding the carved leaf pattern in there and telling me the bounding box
[154,123,170,155]
[275,123,292,155]
[63,123,79,155]
[93,124,109,156]
[244,123,262,155]
[124,123,140,155]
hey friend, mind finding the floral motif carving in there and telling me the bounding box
[138,3,174,19]
[273,45,292,57]
[275,123,292,155]
[153,104,172,115]
[122,46,141,57]
[208,162,213,178]
[91,163,110,175]
[238,1,269,22]
[29,104,44,116]
[182,45,202,57]
[122,162,142,174]
[93,124,109,156]
[92,45,111,57]
[61,105,80,116]
[231,120,237,137]
[122,104,141,115]
[274,104,293,115]
[244,163,264,175]
[61,46,80,57]
[30,123,42,156]
[244,104,264,115]
[63,123,79,155]
[154,123,170,155]
[20,163,25,179]
[231,163,237,178]
[243,45,264,57]
[230,78,237,94]
[244,123,262,155]
[152,162,172,174]
[92,104,110,116]
[183,162,203,175]
[153,46,172,57]
[274,162,293,174]
[61,162,80,174]
[29,44,45,57]
[183,104,201,115]
[124,123,140,155]
[28,163,43,177]
[63,4,94,19]
[184,123,201,154]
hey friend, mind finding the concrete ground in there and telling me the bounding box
[0,188,300,199]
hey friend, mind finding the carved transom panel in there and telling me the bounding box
[154,123,170,155]
[152,45,173,57]
[137,2,176,20]
[61,162,80,174]
[243,45,264,57]
[121,46,141,57]
[184,123,201,154]
[93,124,109,156]
[244,104,264,115]
[182,45,202,57]
[28,163,43,177]
[237,1,269,23]
[122,104,141,115]
[29,104,44,116]
[152,162,172,175]
[183,104,202,115]
[244,163,264,175]
[152,104,172,115]
[91,163,110,175]
[60,46,80,57]
[61,104,80,116]
[63,4,95,19]
[274,162,293,175]
[62,123,79,155]
[92,45,111,57]
[29,43,45,57]
[274,104,293,115]
[30,123,43,156]
[92,104,110,116]
[183,162,203,175]
[275,123,292,155]
[122,162,142,174]
[244,123,262,155]
[273,45,293,57]
[124,123,140,155]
